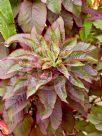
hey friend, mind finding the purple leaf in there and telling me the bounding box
[27,71,52,98]
[0,59,15,79]
[63,0,82,16]
[5,34,33,49]
[84,65,97,76]
[45,17,65,43]
[54,76,68,103]
[18,0,47,33]
[38,88,57,120]
[36,102,49,135]
[57,64,70,79]
[50,99,62,130]
[66,83,90,117]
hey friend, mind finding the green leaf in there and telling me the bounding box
[80,21,92,41]
[63,0,82,16]
[77,132,85,136]
[70,76,86,90]
[0,0,16,39]
[14,115,33,136]
[47,0,61,14]
[45,17,65,43]
[57,64,70,79]
[88,106,102,131]
[96,61,102,71]
[93,20,102,30]
[9,0,21,17]
[96,35,102,43]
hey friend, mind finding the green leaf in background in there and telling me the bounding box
[93,20,102,30]
[9,0,21,17]
[88,106,102,131]
[80,20,92,41]
[96,35,102,43]
[0,0,16,39]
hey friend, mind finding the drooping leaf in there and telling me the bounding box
[36,102,49,135]
[66,83,90,117]
[38,88,57,120]
[14,115,33,136]
[50,99,62,130]
[5,34,32,48]
[18,0,47,33]
[54,76,67,103]
[4,92,27,133]
[0,0,16,39]
[4,108,24,134]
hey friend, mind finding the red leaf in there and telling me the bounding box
[0,120,8,135]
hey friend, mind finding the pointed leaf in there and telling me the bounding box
[0,0,16,39]
[57,64,70,79]
[54,76,68,103]
[47,0,61,14]
[27,72,52,98]
[69,76,86,89]
[45,17,65,43]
